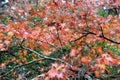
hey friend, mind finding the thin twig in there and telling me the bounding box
[0,59,43,77]
[71,29,120,44]
[55,26,63,48]
[19,38,71,66]
[99,26,120,44]
[40,39,57,48]
[21,46,71,66]
[70,31,96,42]
[70,33,89,42]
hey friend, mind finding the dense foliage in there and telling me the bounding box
[0,0,120,80]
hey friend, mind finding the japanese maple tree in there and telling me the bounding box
[0,0,120,80]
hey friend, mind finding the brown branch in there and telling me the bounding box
[55,23,63,48]
[70,33,89,42]
[22,46,71,66]
[99,26,120,44]
[39,40,57,48]
[70,31,96,42]
[71,29,120,44]
[19,39,71,66]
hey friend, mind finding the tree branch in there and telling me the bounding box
[21,46,71,66]
[0,58,43,77]
[71,29,120,44]
[70,31,96,42]
[19,39,71,66]
[99,26,120,44]
[70,32,89,42]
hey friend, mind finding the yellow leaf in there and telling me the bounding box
[8,31,14,37]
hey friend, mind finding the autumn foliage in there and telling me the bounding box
[0,0,120,80]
